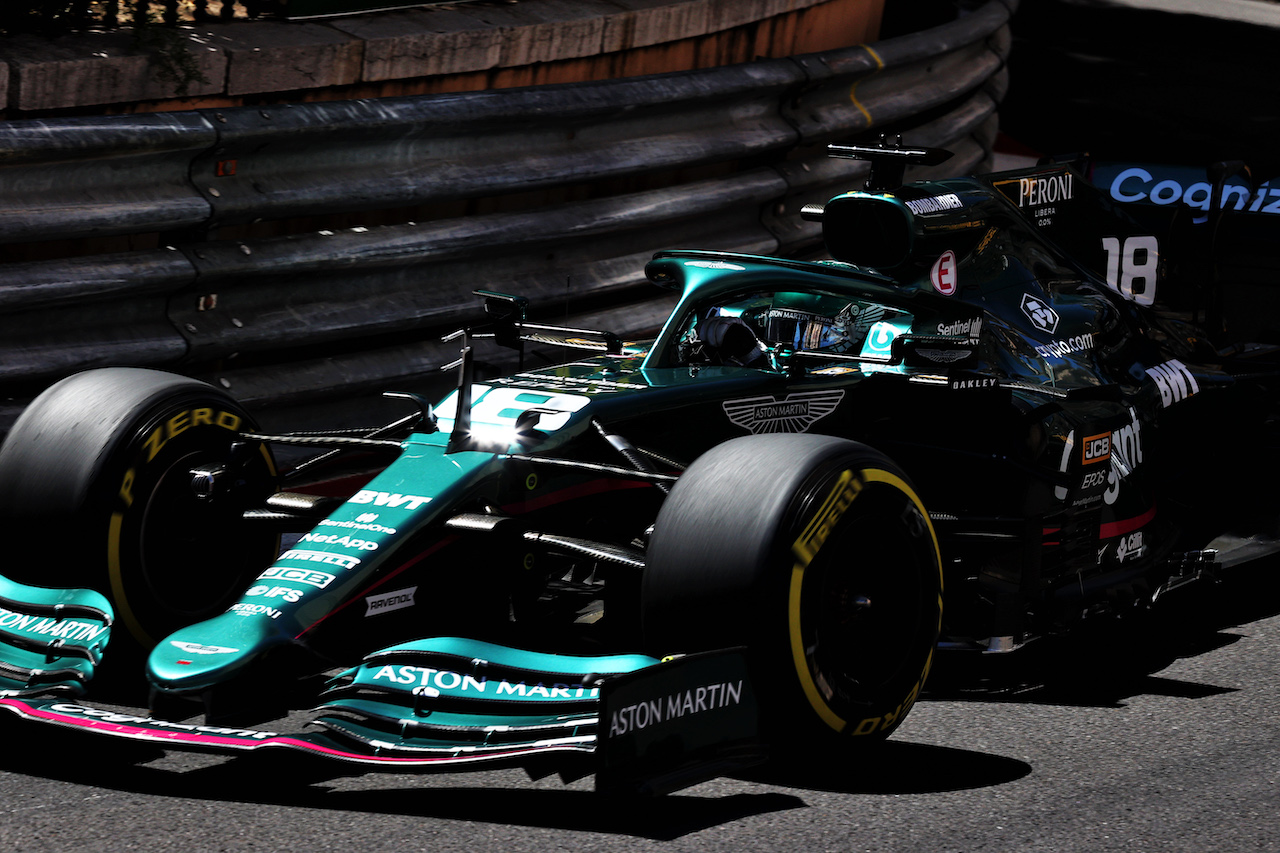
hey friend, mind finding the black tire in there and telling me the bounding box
[641,434,942,742]
[0,368,279,651]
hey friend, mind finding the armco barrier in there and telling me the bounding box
[0,0,1016,429]
[0,113,217,242]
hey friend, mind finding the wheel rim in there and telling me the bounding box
[124,442,279,640]
[806,511,924,705]
[788,468,940,732]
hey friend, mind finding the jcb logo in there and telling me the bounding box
[1082,433,1111,465]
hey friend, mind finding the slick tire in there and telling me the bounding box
[641,434,942,743]
[0,368,278,652]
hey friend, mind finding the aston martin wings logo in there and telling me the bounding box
[723,390,845,434]
[169,641,240,655]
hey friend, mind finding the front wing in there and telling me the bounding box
[0,636,764,795]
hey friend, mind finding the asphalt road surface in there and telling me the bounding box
[2,554,1278,853]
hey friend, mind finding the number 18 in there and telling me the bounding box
[1101,235,1158,305]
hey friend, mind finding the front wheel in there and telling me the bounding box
[0,368,279,651]
[641,434,942,742]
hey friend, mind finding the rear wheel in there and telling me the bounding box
[0,368,279,651]
[641,434,942,741]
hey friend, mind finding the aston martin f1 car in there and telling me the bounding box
[0,141,1277,794]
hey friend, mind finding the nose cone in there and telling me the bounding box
[147,612,288,694]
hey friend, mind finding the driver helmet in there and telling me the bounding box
[763,294,883,354]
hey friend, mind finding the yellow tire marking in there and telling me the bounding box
[108,511,156,648]
[259,442,278,476]
[788,466,942,732]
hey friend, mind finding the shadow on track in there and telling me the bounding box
[0,700,1032,834]
[736,740,1032,795]
[0,704,1035,837]
[924,554,1280,708]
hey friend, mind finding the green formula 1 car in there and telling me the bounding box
[0,141,1277,794]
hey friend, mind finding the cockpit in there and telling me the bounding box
[667,289,916,372]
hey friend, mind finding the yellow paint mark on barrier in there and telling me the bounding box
[849,44,886,127]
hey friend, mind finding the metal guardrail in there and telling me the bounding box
[0,0,1017,427]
